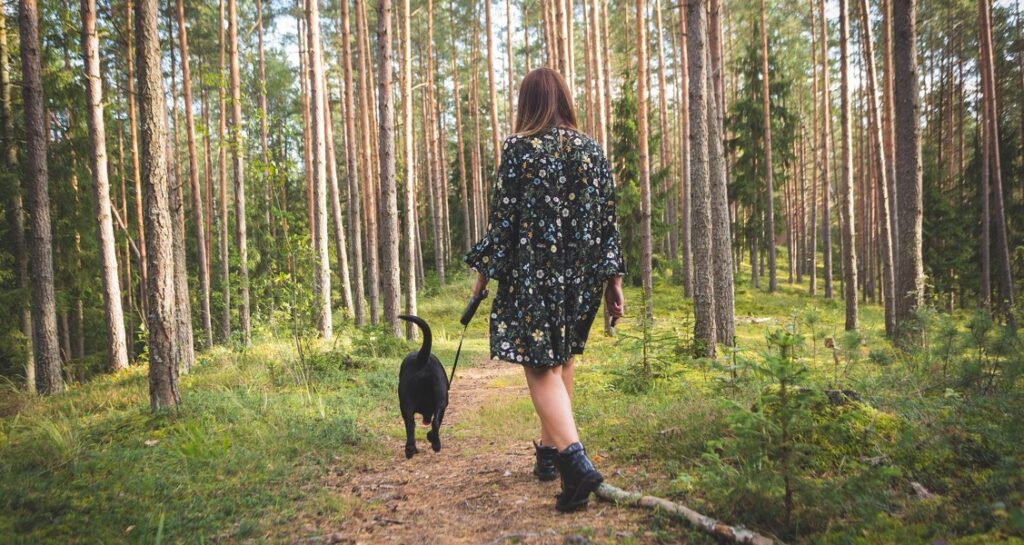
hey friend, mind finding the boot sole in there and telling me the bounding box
[555,472,603,512]
[534,470,559,482]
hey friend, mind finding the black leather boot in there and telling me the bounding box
[554,442,603,512]
[533,441,559,481]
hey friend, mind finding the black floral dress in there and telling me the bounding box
[464,127,626,368]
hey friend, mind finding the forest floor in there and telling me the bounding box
[1,267,1022,544]
[301,356,659,545]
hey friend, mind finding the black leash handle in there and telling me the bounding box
[450,289,488,385]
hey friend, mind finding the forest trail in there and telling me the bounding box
[313,356,660,545]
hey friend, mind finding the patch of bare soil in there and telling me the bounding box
[311,358,662,545]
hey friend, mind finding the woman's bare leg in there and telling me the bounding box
[525,366,579,451]
[561,357,575,400]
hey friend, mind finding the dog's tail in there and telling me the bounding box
[398,315,432,367]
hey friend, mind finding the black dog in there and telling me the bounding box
[397,315,448,459]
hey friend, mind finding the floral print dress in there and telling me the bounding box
[465,127,626,368]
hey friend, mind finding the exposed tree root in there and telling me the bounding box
[596,483,775,545]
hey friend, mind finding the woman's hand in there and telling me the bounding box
[471,272,489,298]
[604,276,625,326]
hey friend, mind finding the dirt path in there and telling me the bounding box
[316,357,659,545]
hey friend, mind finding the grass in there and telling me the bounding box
[1,265,1021,544]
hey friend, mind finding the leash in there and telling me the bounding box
[448,288,488,386]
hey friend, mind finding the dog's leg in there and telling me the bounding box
[427,403,446,452]
[403,408,419,459]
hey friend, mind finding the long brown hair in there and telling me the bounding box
[513,68,579,136]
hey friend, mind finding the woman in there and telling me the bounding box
[465,67,625,513]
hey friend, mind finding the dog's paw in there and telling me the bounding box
[405,444,419,459]
[427,430,441,452]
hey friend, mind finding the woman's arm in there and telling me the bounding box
[464,138,520,283]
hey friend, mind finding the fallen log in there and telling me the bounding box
[596,483,775,545]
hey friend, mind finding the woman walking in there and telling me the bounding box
[465,67,626,512]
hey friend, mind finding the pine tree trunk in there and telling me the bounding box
[758,0,778,292]
[677,4,693,297]
[227,0,251,344]
[256,0,274,255]
[485,0,502,173]
[304,0,334,338]
[452,30,472,253]
[858,0,896,336]
[135,0,180,409]
[978,0,1015,317]
[81,0,130,372]
[377,0,402,337]
[174,0,212,348]
[807,0,818,292]
[818,0,833,299]
[126,0,148,319]
[340,0,366,326]
[18,0,62,394]
[1,7,35,389]
[838,0,858,330]
[636,0,654,319]
[356,0,381,325]
[326,84,354,319]
[400,0,417,339]
[882,0,899,265]
[892,0,924,337]
[217,0,231,341]
[707,40,735,346]
[687,0,715,357]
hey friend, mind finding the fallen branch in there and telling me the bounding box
[596,483,775,545]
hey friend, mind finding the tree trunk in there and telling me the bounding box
[687,0,715,357]
[305,0,333,339]
[401,0,417,339]
[18,0,62,394]
[807,0,818,293]
[451,27,472,253]
[135,0,180,409]
[858,0,896,336]
[708,40,735,346]
[175,0,212,348]
[227,0,251,344]
[256,0,274,259]
[838,0,858,330]
[819,0,834,299]
[882,0,899,265]
[1,7,35,389]
[81,0,130,372]
[326,83,354,319]
[892,0,924,337]
[758,0,777,292]
[340,0,367,326]
[677,4,693,297]
[485,0,502,173]
[978,0,1015,317]
[377,0,402,337]
[126,0,148,319]
[217,0,230,341]
[356,0,380,325]
[636,0,654,319]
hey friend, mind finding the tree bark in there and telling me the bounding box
[677,3,693,297]
[217,0,231,341]
[340,0,367,326]
[687,0,715,357]
[858,0,896,336]
[305,0,333,339]
[81,0,130,372]
[18,0,62,394]
[819,0,834,299]
[326,82,354,319]
[758,0,778,292]
[401,0,417,339]
[637,0,654,319]
[838,0,858,330]
[356,0,380,325]
[1,7,35,389]
[135,0,180,409]
[451,26,472,252]
[892,0,924,337]
[125,0,148,319]
[227,0,251,344]
[175,0,212,348]
[377,0,402,337]
[708,39,735,346]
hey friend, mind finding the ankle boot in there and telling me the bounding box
[533,441,559,481]
[554,442,603,512]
